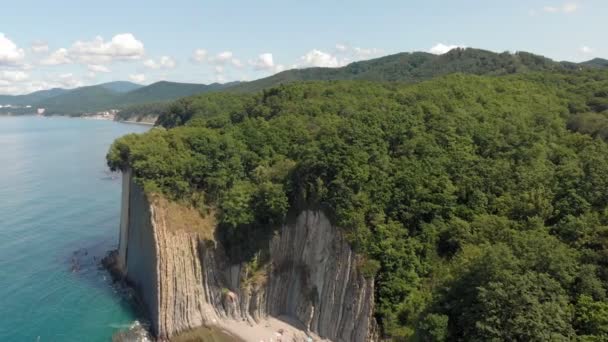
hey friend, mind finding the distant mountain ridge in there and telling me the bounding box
[99,81,144,93]
[0,88,70,106]
[225,48,606,92]
[0,48,605,115]
[580,58,608,69]
[0,80,235,114]
[115,81,237,106]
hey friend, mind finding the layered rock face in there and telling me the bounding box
[116,171,377,341]
[266,211,376,341]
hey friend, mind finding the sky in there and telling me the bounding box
[0,0,606,95]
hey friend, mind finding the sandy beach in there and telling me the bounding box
[214,316,326,342]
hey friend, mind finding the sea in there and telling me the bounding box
[0,116,150,341]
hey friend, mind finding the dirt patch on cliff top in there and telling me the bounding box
[151,195,217,241]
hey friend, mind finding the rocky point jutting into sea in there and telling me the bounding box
[105,168,378,341]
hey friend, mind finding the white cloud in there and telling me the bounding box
[212,51,233,63]
[192,50,243,69]
[580,46,594,54]
[353,47,384,59]
[0,70,29,82]
[250,53,275,70]
[159,56,176,69]
[299,49,345,68]
[330,44,384,63]
[542,2,579,13]
[87,64,110,73]
[206,51,243,68]
[231,58,244,68]
[40,48,72,65]
[39,33,145,67]
[143,59,157,69]
[19,63,33,71]
[429,43,465,55]
[562,2,579,12]
[31,41,49,53]
[0,85,30,95]
[57,73,83,88]
[192,49,207,63]
[296,45,384,69]
[212,62,231,83]
[143,56,176,69]
[249,53,285,73]
[0,76,88,96]
[129,73,146,83]
[70,33,145,64]
[0,33,25,66]
[0,79,44,95]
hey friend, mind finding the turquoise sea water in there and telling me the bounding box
[0,116,150,342]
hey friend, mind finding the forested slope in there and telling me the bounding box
[3,48,603,118]
[108,70,608,340]
[225,48,588,93]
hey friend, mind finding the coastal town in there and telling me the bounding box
[80,109,120,121]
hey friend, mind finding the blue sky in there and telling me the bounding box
[0,0,605,94]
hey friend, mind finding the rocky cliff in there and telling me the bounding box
[114,170,377,341]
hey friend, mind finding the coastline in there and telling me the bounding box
[0,116,151,341]
[170,317,322,342]
[117,120,156,126]
[214,316,324,342]
[1,113,157,127]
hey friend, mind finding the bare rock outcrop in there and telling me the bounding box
[266,211,376,341]
[115,171,377,341]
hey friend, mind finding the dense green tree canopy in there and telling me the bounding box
[108,70,608,340]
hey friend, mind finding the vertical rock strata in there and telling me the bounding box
[116,171,377,341]
[266,211,376,341]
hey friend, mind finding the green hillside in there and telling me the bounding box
[37,85,122,114]
[225,48,587,93]
[99,81,143,93]
[115,81,232,106]
[121,48,601,121]
[1,48,605,117]
[581,58,608,69]
[109,68,608,340]
[0,88,69,106]
[34,81,236,115]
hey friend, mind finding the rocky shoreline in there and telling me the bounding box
[107,170,377,341]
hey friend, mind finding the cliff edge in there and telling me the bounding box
[112,170,377,341]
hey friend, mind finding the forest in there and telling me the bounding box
[108,69,608,341]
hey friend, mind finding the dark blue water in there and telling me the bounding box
[0,116,150,341]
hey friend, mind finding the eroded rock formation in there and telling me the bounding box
[114,170,377,341]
